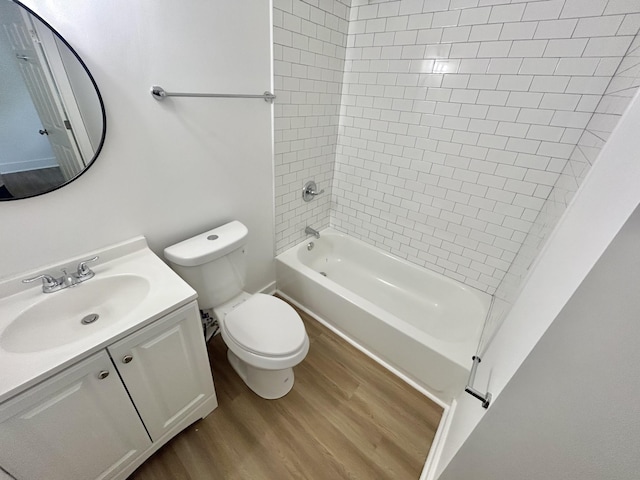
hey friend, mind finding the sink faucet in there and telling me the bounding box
[305,226,320,239]
[22,256,99,293]
[60,269,78,288]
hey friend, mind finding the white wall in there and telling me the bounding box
[439,202,640,480]
[0,0,275,294]
[436,76,640,477]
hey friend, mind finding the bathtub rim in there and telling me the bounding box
[277,228,492,370]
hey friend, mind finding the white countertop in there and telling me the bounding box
[0,237,197,404]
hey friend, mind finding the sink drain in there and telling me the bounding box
[81,313,100,325]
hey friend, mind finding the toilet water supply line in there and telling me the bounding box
[201,311,220,342]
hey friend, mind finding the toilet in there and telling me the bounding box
[164,221,309,399]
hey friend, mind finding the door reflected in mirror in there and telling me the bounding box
[0,0,105,200]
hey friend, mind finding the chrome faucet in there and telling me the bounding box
[22,256,99,293]
[305,226,320,239]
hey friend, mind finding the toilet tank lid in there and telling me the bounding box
[164,220,248,267]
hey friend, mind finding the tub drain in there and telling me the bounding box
[81,313,99,325]
[319,271,327,277]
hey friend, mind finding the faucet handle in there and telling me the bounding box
[76,256,99,278]
[302,181,325,202]
[22,274,60,292]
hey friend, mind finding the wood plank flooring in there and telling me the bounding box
[128,301,443,480]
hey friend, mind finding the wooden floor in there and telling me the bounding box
[129,302,443,480]
[1,166,66,198]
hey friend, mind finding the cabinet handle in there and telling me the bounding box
[122,355,133,364]
[97,370,109,380]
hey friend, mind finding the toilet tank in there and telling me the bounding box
[164,221,248,309]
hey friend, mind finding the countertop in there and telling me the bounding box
[0,237,197,404]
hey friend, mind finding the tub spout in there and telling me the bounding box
[305,226,320,239]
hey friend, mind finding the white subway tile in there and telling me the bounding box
[539,92,581,110]
[583,36,634,56]
[498,74,534,91]
[519,57,559,74]
[535,19,578,39]
[488,58,523,74]
[500,21,538,40]
[489,3,526,23]
[399,0,425,15]
[442,26,473,43]
[574,15,625,37]
[510,39,549,57]
[478,40,513,57]
[487,105,520,121]
[617,12,640,34]
[459,6,493,25]
[555,57,601,75]
[468,74,501,89]
[530,75,571,92]
[560,0,608,19]
[407,13,434,30]
[469,23,504,41]
[605,0,640,15]
[496,121,531,137]
[507,91,544,108]
[522,0,565,21]
[565,76,611,94]
[450,42,482,58]
[543,38,588,57]
[459,58,492,73]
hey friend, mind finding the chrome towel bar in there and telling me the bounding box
[465,355,492,408]
[150,85,275,103]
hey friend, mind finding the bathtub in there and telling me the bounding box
[276,228,491,404]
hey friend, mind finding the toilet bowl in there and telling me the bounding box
[215,292,309,399]
[164,220,309,399]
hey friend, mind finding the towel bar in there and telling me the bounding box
[465,355,492,408]
[150,85,275,103]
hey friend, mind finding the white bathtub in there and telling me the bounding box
[276,228,491,404]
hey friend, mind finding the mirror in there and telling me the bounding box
[0,0,105,200]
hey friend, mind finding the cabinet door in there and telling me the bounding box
[0,351,151,480]
[108,302,217,441]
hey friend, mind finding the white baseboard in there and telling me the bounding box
[420,399,457,480]
[259,281,277,295]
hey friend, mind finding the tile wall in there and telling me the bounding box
[480,28,640,351]
[273,0,350,253]
[274,0,640,299]
[331,0,640,294]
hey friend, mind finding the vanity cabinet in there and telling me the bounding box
[0,301,217,480]
[0,350,151,480]
[108,302,215,441]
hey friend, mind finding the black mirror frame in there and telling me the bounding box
[2,0,106,201]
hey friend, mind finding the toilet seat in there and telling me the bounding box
[224,294,306,358]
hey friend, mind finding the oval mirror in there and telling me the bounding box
[0,0,105,200]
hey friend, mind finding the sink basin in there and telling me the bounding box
[1,275,151,353]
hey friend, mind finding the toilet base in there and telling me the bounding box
[227,350,295,399]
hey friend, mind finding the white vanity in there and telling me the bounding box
[0,238,218,480]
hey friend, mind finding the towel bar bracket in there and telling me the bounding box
[465,355,492,409]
